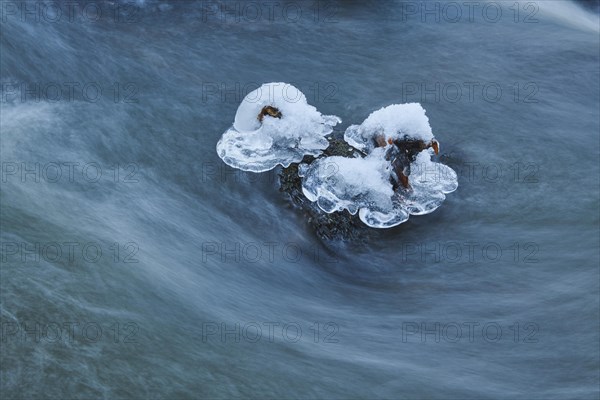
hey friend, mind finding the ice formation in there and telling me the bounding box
[344,103,434,153]
[300,104,458,228]
[216,82,341,172]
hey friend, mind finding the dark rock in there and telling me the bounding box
[278,131,367,241]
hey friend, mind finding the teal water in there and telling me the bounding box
[1,1,599,398]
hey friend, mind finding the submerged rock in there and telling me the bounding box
[278,132,367,241]
[216,91,457,237]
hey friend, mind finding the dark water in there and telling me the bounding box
[1,1,599,398]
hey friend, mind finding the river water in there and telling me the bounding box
[1,1,599,398]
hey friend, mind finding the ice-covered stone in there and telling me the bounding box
[216,82,341,172]
[301,103,457,229]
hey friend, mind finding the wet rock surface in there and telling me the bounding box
[278,131,367,240]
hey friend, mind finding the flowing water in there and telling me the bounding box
[1,1,599,398]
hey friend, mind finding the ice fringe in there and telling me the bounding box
[216,82,341,172]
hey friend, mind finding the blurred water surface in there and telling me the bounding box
[1,1,599,398]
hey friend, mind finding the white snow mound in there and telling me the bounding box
[344,103,434,153]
